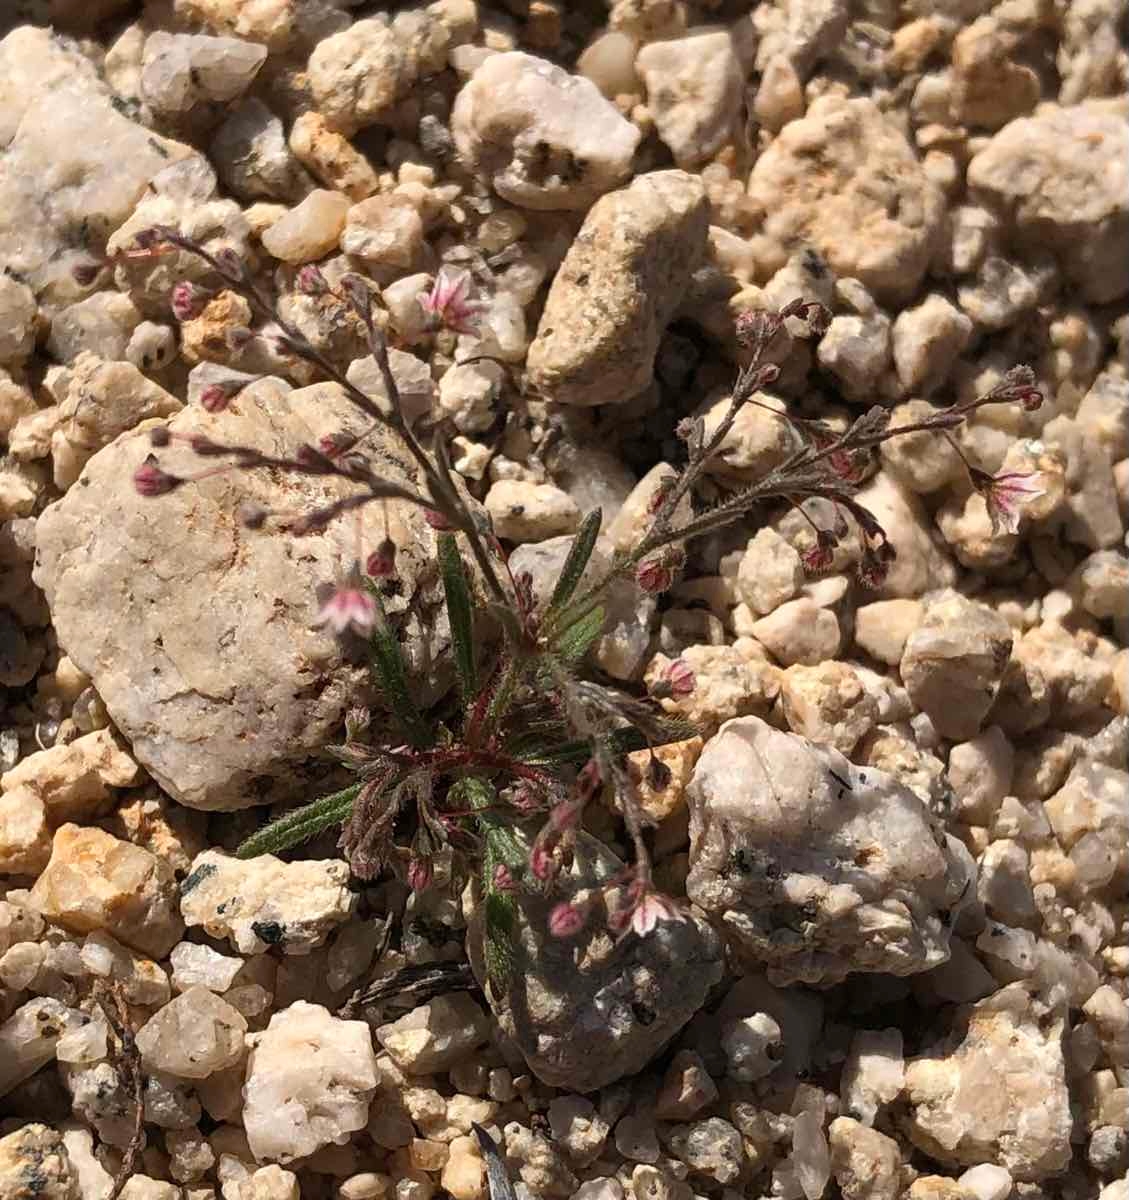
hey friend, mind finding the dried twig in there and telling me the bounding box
[93,980,144,1200]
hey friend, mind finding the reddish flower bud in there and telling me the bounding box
[72,261,101,287]
[664,658,696,698]
[407,857,433,892]
[647,477,675,516]
[424,508,454,531]
[296,264,330,296]
[529,840,558,882]
[170,281,211,322]
[636,557,674,595]
[199,383,234,413]
[491,864,516,893]
[800,530,838,577]
[548,902,586,939]
[133,458,181,497]
[365,539,397,579]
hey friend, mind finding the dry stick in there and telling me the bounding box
[93,980,145,1200]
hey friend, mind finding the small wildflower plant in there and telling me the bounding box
[122,228,1045,995]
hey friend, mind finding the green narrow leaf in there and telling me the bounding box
[368,589,431,747]
[552,603,605,664]
[438,532,477,702]
[546,508,602,616]
[483,890,517,995]
[235,783,361,859]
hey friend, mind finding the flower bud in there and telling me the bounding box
[365,539,397,579]
[548,902,586,939]
[296,264,330,296]
[664,658,696,698]
[424,508,454,531]
[491,864,516,893]
[636,557,674,595]
[133,458,181,497]
[407,857,433,892]
[170,281,211,322]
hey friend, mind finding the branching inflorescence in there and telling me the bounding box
[116,229,1045,988]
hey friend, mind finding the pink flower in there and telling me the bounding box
[419,267,485,335]
[407,856,433,892]
[628,890,686,937]
[548,902,587,939]
[133,459,181,497]
[365,539,397,579]
[529,840,558,882]
[424,508,454,531]
[315,583,378,636]
[800,530,838,577]
[170,281,211,322]
[664,659,696,698]
[971,469,1046,536]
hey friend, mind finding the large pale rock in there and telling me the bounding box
[0,1124,80,1199]
[747,96,945,303]
[140,31,268,116]
[34,378,441,810]
[527,171,709,405]
[180,849,355,954]
[467,831,723,1092]
[686,717,971,985]
[243,1001,378,1163]
[452,51,640,211]
[29,824,183,958]
[968,103,1129,303]
[903,983,1072,1180]
[0,28,189,308]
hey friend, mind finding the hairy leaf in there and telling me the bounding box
[547,508,602,616]
[367,589,431,747]
[517,718,696,768]
[552,604,605,664]
[438,532,477,701]
[236,783,361,859]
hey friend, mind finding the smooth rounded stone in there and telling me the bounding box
[0,274,39,367]
[341,196,424,269]
[243,1001,378,1163]
[0,27,190,306]
[308,11,450,134]
[0,997,86,1097]
[577,30,639,97]
[636,30,745,166]
[527,171,708,405]
[452,51,640,211]
[33,379,441,812]
[900,591,1013,742]
[1069,549,1129,620]
[828,1118,901,1200]
[854,599,922,667]
[747,96,945,304]
[880,400,962,495]
[376,994,490,1075]
[261,189,351,263]
[211,98,311,202]
[903,983,1072,1180]
[734,528,806,619]
[48,291,143,364]
[29,824,183,958]
[958,1165,1013,1200]
[892,294,972,396]
[180,849,355,955]
[967,103,1129,303]
[136,986,247,1079]
[948,726,1013,825]
[140,32,267,115]
[686,716,971,986]
[484,479,580,541]
[751,598,841,667]
[1,727,141,824]
[466,831,723,1093]
[0,1123,79,1199]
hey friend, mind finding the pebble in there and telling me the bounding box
[967,104,1129,304]
[341,196,424,269]
[687,716,969,985]
[180,849,355,955]
[0,996,85,1097]
[721,1011,783,1082]
[527,170,708,405]
[136,985,248,1079]
[747,96,945,303]
[892,294,972,396]
[841,1028,905,1126]
[828,1118,901,1200]
[29,823,183,958]
[900,591,1013,741]
[377,995,490,1075]
[243,1001,379,1163]
[655,1049,719,1119]
[484,479,580,541]
[818,308,893,403]
[854,599,922,666]
[666,1118,744,1185]
[288,111,380,201]
[452,51,640,211]
[261,189,351,264]
[0,1124,79,1199]
[211,98,311,202]
[646,644,780,735]
[140,32,268,116]
[547,1095,610,1165]
[636,30,745,166]
[903,983,1072,1179]
[779,660,879,755]
[752,598,842,666]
